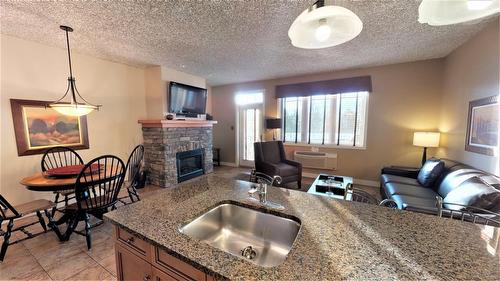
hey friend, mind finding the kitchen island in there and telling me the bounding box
[105,175,499,280]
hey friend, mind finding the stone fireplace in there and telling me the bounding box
[139,120,216,187]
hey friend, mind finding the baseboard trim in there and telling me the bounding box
[219,162,239,167]
[302,172,319,178]
[302,172,379,187]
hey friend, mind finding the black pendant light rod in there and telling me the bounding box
[314,0,325,8]
[60,25,78,105]
[62,25,74,79]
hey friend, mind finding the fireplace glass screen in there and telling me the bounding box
[176,149,204,182]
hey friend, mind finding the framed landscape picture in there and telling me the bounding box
[465,95,498,156]
[10,99,89,156]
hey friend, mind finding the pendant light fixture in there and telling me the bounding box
[49,25,100,117]
[288,0,363,49]
[418,0,500,26]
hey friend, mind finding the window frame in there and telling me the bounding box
[279,92,369,150]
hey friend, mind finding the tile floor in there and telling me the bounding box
[0,166,379,280]
[0,185,162,281]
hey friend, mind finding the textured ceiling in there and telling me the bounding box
[0,0,495,86]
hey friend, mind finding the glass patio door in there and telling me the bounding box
[237,99,263,167]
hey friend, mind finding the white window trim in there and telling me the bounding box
[282,142,367,150]
[278,92,369,150]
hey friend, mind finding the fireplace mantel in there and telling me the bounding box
[138,119,217,128]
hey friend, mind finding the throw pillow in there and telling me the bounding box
[417,159,444,188]
[443,177,500,212]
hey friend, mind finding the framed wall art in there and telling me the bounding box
[465,95,498,156]
[10,99,89,156]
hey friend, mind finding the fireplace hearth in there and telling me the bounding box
[176,149,204,183]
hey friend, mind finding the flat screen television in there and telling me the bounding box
[168,82,207,115]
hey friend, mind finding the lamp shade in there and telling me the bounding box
[413,132,440,148]
[50,103,98,117]
[266,118,282,129]
[418,0,500,26]
[288,5,363,49]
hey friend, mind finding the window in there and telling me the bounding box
[279,92,368,147]
[235,92,264,106]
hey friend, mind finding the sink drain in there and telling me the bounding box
[241,246,257,260]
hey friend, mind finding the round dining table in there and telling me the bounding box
[20,172,78,192]
[20,165,117,192]
[20,167,118,238]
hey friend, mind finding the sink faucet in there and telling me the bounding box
[248,172,284,210]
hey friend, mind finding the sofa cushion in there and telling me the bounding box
[391,194,438,213]
[417,159,444,187]
[384,182,438,198]
[273,163,298,177]
[436,168,484,198]
[443,177,500,212]
[433,160,474,189]
[380,174,420,186]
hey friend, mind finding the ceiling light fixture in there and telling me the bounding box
[49,25,100,117]
[418,0,500,26]
[288,0,363,49]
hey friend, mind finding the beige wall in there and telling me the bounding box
[144,66,209,118]
[144,66,164,119]
[438,19,499,175]
[0,35,147,205]
[212,59,445,181]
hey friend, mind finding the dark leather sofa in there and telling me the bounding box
[254,141,302,189]
[381,159,500,214]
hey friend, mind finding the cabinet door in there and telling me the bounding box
[116,243,152,281]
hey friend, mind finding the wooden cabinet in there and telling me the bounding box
[115,225,152,260]
[114,226,213,281]
[115,243,152,281]
[152,267,188,281]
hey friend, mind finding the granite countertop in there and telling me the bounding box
[104,175,500,280]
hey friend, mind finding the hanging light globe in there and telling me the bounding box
[49,25,100,117]
[418,0,500,26]
[288,1,363,49]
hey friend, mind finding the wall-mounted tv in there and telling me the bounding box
[168,82,207,115]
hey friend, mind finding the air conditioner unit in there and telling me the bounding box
[294,151,337,170]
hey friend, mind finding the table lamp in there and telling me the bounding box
[413,132,440,166]
[266,118,282,140]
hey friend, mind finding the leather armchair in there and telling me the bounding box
[254,141,302,189]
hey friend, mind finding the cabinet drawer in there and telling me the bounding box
[153,266,191,281]
[152,247,206,281]
[115,226,151,260]
[115,243,152,281]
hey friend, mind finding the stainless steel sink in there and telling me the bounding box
[179,202,301,267]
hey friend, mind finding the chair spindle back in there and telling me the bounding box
[41,146,84,171]
[125,145,144,187]
[75,155,125,211]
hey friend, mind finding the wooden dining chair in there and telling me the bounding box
[117,145,144,205]
[0,195,58,261]
[41,146,84,214]
[58,155,125,249]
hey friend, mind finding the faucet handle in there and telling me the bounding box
[271,175,282,186]
[254,172,282,186]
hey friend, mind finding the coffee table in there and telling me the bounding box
[307,174,354,200]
